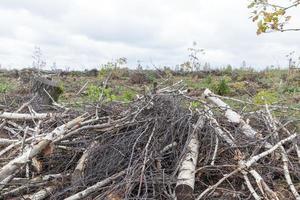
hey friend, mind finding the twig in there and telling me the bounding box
[210,135,219,166]
[76,81,89,96]
[65,170,126,200]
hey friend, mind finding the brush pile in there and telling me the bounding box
[0,81,299,200]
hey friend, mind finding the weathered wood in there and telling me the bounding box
[0,115,85,182]
[71,141,98,186]
[31,76,63,106]
[0,112,53,120]
[203,88,272,149]
[24,185,56,200]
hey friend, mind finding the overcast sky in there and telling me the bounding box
[0,0,299,70]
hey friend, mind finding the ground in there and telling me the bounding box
[1,67,300,122]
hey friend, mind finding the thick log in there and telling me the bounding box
[175,117,205,200]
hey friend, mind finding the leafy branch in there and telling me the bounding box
[248,0,300,34]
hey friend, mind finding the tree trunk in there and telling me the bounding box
[175,117,204,200]
[31,76,62,106]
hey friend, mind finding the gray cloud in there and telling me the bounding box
[0,0,299,70]
[0,0,72,19]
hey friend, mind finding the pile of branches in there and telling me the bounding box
[0,82,299,200]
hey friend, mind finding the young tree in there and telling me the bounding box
[248,0,300,34]
[188,42,205,72]
[32,46,46,73]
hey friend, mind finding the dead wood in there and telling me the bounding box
[0,81,299,200]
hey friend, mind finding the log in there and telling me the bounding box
[0,115,85,182]
[0,112,53,120]
[175,117,204,200]
[203,89,272,149]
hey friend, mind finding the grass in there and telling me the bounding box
[48,68,300,118]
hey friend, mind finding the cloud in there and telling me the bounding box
[0,0,72,19]
[0,0,299,69]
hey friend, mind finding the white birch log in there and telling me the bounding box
[0,112,54,120]
[0,138,19,145]
[280,146,300,199]
[65,170,126,200]
[203,108,236,147]
[175,117,204,200]
[203,89,272,148]
[0,115,85,182]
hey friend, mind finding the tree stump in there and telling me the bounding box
[31,76,63,106]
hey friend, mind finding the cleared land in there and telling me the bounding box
[0,68,299,199]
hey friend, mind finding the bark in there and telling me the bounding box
[0,112,53,120]
[203,89,272,149]
[175,117,204,200]
[31,76,62,106]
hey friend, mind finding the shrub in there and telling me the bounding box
[103,88,117,101]
[122,90,136,102]
[253,90,278,105]
[223,65,233,75]
[87,84,100,101]
[98,67,111,79]
[213,78,230,95]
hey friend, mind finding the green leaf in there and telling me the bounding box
[248,2,255,8]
